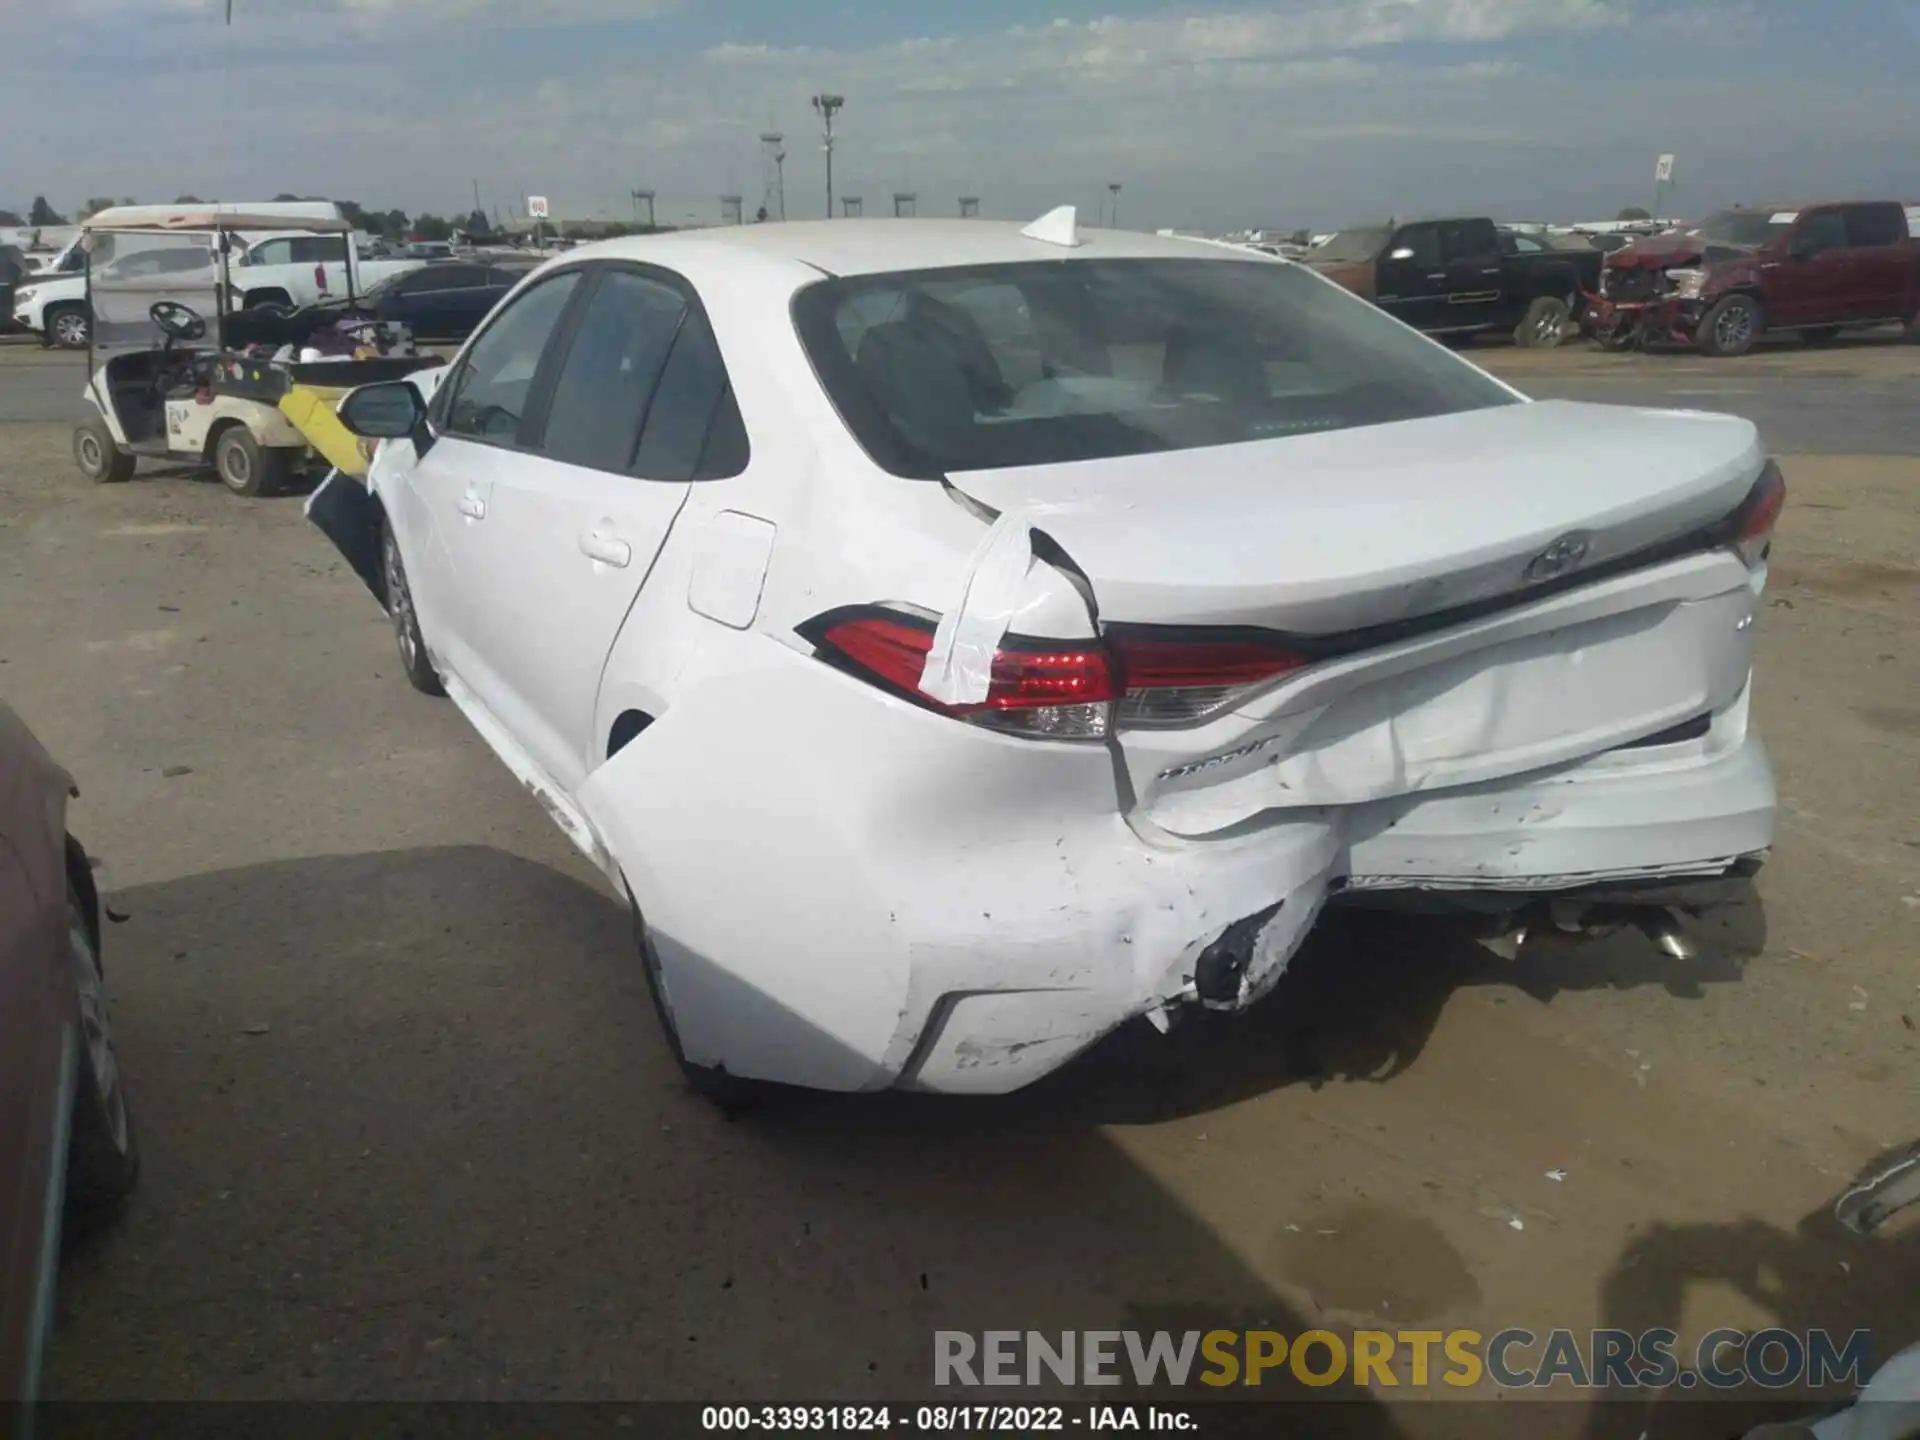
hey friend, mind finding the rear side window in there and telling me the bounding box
[631,308,747,481]
[289,236,348,264]
[1843,204,1904,248]
[539,269,687,473]
[792,257,1518,478]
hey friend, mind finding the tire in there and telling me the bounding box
[1800,326,1842,346]
[241,289,293,311]
[212,425,291,498]
[629,892,772,1114]
[46,303,89,350]
[381,522,445,696]
[63,860,139,1237]
[73,416,135,483]
[1695,293,1763,358]
[1596,325,1638,353]
[1514,296,1571,349]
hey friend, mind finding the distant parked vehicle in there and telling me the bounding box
[12,202,426,349]
[1585,202,1920,357]
[1307,216,1604,348]
[404,241,455,261]
[362,260,537,342]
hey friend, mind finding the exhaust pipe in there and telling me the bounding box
[1487,901,1696,961]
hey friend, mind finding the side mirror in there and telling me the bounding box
[338,380,426,439]
[1388,247,1415,262]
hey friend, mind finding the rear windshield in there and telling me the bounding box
[792,257,1518,477]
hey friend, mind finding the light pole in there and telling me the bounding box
[812,93,844,218]
[1108,182,1122,228]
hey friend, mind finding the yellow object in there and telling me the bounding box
[277,384,366,477]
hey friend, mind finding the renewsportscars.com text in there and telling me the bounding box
[934,1328,1873,1392]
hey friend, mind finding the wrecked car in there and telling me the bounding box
[1585,202,1920,356]
[316,208,1782,1102]
[1306,216,1603,348]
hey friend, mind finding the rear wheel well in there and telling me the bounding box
[242,288,293,310]
[607,710,654,758]
[201,416,245,462]
[64,834,101,956]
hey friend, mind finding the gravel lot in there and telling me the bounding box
[1,335,1915,1436]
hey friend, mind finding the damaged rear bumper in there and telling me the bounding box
[575,640,1775,1097]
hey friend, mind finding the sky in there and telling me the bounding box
[3,0,1917,233]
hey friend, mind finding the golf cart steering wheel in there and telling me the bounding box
[149,300,207,342]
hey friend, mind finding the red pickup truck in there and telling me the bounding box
[1584,201,1920,357]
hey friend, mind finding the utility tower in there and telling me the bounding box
[812,93,844,217]
[631,189,655,229]
[760,132,786,221]
[892,191,917,218]
[841,195,863,218]
[721,195,743,226]
[1107,182,1122,227]
[958,195,979,218]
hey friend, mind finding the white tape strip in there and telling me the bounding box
[919,510,1035,705]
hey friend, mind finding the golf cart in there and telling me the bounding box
[70,208,439,497]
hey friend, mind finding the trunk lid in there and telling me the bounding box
[952,399,1762,635]
[949,400,1767,825]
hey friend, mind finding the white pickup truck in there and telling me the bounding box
[10,201,423,349]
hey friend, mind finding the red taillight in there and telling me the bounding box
[1110,631,1309,726]
[813,611,1116,739]
[807,608,1311,738]
[1730,460,1785,568]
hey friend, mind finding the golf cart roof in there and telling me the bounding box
[82,203,352,235]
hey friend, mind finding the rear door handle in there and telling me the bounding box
[457,491,486,520]
[579,526,631,568]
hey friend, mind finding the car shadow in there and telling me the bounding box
[1574,1161,1920,1440]
[1016,893,1765,1127]
[41,844,1431,1429]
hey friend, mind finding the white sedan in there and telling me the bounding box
[319,209,1781,1102]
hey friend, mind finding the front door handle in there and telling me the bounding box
[457,491,487,520]
[579,526,631,568]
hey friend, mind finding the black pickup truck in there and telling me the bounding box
[1307,216,1604,347]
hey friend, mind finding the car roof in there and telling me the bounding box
[557,217,1285,280]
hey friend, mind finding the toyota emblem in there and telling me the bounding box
[1524,532,1592,583]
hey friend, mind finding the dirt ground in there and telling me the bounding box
[0,338,1915,1436]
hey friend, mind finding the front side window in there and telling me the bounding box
[249,238,292,266]
[1795,212,1848,258]
[440,271,580,444]
[793,257,1518,478]
[539,270,687,472]
[1441,221,1499,264]
[1389,225,1442,269]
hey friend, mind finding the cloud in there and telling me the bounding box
[3,0,1914,232]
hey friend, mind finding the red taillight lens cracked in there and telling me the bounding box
[807,609,1312,739]
[813,612,1116,739]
